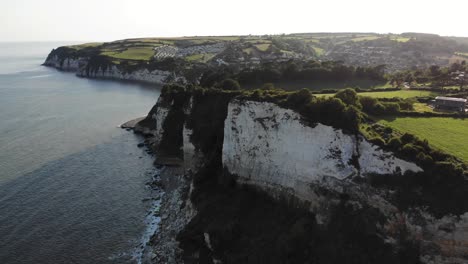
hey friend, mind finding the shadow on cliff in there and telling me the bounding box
[177,157,420,264]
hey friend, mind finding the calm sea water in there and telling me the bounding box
[0,42,161,264]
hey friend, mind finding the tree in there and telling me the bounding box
[334,88,362,109]
[219,78,241,90]
[429,65,441,77]
[287,88,313,106]
[261,83,276,90]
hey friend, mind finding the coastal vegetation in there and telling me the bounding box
[378,117,468,163]
[317,90,436,99]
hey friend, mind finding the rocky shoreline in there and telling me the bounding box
[121,117,197,264]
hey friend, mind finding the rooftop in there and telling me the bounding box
[435,96,467,103]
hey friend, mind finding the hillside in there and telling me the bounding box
[45,33,468,82]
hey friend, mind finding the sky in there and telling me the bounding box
[1,0,468,42]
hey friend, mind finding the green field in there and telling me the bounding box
[316,90,436,99]
[255,43,271,51]
[311,46,325,56]
[357,90,436,98]
[413,102,434,113]
[378,117,468,163]
[351,36,381,42]
[101,47,155,60]
[70,42,103,50]
[270,80,391,92]
[390,37,411,42]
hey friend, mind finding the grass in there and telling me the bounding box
[101,47,155,61]
[269,80,391,92]
[378,117,468,163]
[255,43,271,52]
[70,42,103,49]
[243,47,255,55]
[305,39,320,44]
[185,53,216,63]
[351,36,381,42]
[390,37,411,42]
[357,90,436,98]
[311,46,325,56]
[413,102,434,113]
[317,90,436,99]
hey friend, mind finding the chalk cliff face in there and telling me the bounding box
[43,55,84,71]
[43,52,186,85]
[77,66,182,85]
[223,100,421,203]
[142,95,423,199]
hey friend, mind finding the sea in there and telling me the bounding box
[0,42,162,264]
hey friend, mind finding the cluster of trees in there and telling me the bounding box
[199,60,387,89]
[389,61,467,89]
[236,60,387,85]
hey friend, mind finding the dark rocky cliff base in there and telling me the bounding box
[177,161,420,264]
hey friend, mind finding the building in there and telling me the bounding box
[434,96,467,112]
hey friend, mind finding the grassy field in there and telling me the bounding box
[351,36,381,42]
[255,43,271,52]
[378,117,468,163]
[390,37,411,42]
[270,80,391,92]
[311,46,325,56]
[316,90,436,99]
[357,90,436,98]
[413,102,434,113]
[101,47,155,61]
[70,42,103,50]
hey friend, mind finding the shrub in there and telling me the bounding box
[360,96,378,113]
[388,137,402,150]
[401,144,420,157]
[382,102,401,114]
[261,83,276,90]
[334,88,362,109]
[399,99,415,111]
[287,88,313,106]
[374,103,386,115]
[383,127,393,134]
[219,78,241,91]
[343,106,362,132]
[370,136,386,146]
[161,83,187,95]
[401,133,416,144]
[416,152,434,166]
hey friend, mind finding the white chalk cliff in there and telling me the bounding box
[143,95,421,203]
[43,55,84,71]
[44,55,185,85]
[222,100,422,202]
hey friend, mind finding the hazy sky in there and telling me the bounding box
[1,0,468,42]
